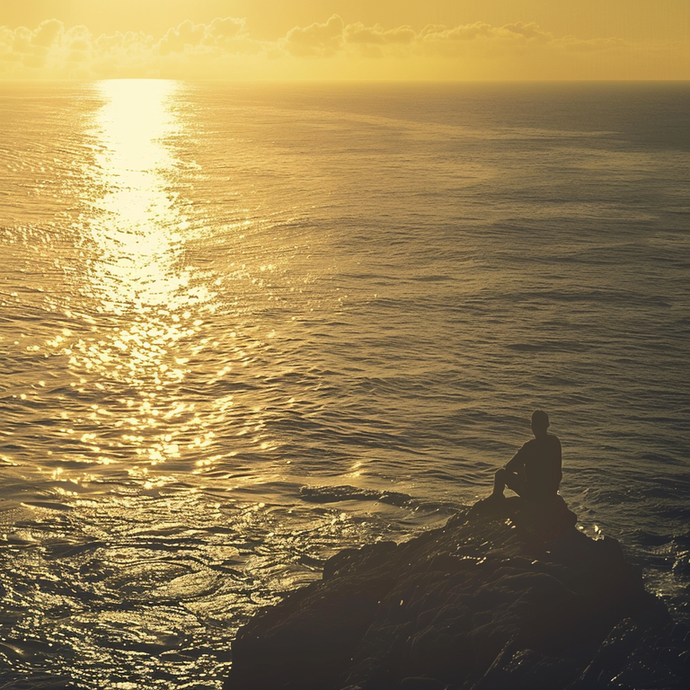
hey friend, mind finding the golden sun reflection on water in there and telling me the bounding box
[89,79,187,310]
[63,80,214,473]
[26,79,293,492]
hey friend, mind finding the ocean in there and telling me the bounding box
[1,80,689,687]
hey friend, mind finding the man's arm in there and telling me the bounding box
[554,437,563,486]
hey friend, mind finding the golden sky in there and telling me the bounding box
[1,0,688,80]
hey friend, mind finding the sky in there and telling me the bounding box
[1,0,688,80]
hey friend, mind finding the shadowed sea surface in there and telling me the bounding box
[1,81,689,687]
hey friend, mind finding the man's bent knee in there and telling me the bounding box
[495,469,506,480]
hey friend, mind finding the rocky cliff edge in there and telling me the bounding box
[225,496,690,690]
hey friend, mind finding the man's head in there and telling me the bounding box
[531,409,550,437]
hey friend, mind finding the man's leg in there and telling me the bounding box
[492,469,525,498]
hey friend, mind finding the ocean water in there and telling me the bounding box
[1,80,689,687]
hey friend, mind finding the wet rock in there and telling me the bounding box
[473,642,582,690]
[224,498,686,690]
[573,617,690,689]
[399,677,445,690]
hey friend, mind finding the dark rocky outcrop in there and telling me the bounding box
[224,497,690,690]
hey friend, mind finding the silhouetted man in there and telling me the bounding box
[492,410,562,503]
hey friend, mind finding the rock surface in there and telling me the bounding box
[224,497,690,690]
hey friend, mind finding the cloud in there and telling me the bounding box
[281,15,557,59]
[64,25,92,63]
[281,15,630,60]
[31,18,64,47]
[91,31,158,78]
[345,22,416,46]
[421,22,493,41]
[157,20,207,55]
[418,20,555,52]
[95,30,155,55]
[6,18,64,69]
[502,22,553,42]
[0,15,685,80]
[156,17,254,58]
[284,15,345,56]
[207,17,247,45]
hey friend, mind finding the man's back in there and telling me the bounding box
[509,433,562,501]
